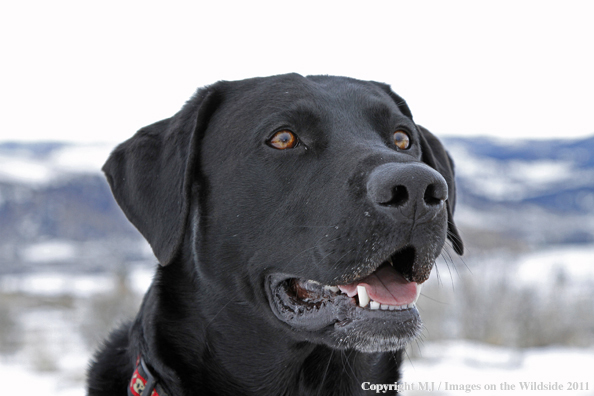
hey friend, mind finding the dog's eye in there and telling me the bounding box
[267,130,299,150]
[393,131,411,150]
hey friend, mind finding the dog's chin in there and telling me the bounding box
[266,269,423,353]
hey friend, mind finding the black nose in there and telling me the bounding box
[367,162,448,220]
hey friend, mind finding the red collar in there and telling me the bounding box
[128,355,170,396]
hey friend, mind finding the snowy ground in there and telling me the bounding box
[403,342,594,395]
[0,246,592,395]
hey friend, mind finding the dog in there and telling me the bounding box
[87,74,463,396]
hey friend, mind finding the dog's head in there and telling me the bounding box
[103,74,463,353]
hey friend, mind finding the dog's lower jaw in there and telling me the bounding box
[328,310,422,353]
[266,273,423,354]
[133,269,403,396]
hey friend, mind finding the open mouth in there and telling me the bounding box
[267,246,425,351]
[288,261,423,312]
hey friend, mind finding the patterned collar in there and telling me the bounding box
[128,355,170,396]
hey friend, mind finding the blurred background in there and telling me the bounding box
[1,1,593,395]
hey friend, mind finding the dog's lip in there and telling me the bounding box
[268,261,422,314]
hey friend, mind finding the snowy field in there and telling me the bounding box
[403,342,594,395]
[0,246,592,395]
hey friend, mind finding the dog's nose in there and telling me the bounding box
[366,162,448,220]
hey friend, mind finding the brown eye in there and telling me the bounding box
[393,131,411,150]
[267,130,298,150]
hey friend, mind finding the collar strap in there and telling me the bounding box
[128,355,170,396]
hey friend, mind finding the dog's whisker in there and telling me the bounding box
[444,233,471,275]
[275,235,345,275]
[441,250,456,289]
[317,349,335,396]
[433,259,443,286]
[204,298,242,330]
[342,349,359,383]
[290,225,341,229]
[328,248,358,273]
[436,251,456,290]
[403,347,415,371]
[419,292,449,305]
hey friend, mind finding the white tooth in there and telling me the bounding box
[407,303,416,309]
[399,305,407,310]
[324,285,339,293]
[380,304,390,310]
[389,305,396,311]
[308,280,321,285]
[388,257,394,266]
[357,285,370,307]
[369,300,380,310]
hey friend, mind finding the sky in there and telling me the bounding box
[1,0,593,144]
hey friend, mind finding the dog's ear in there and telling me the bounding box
[417,125,464,255]
[102,86,222,266]
[372,82,414,120]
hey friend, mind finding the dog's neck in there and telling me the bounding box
[131,260,403,396]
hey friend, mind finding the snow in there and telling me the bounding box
[0,265,155,395]
[0,362,83,396]
[0,308,91,396]
[447,143,594,202]
[0,156,54,184]
[429,244,594,291]
[20,240,78,263]
[0,271,114,296]
[0,143,113,186]
[516,245,594,285]
[128,265,155,294]
[0,266,153,297]
[403,341,594,395]
[49,144,114,174]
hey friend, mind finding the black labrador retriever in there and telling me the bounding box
[87,74,463,396]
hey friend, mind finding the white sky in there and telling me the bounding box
[1,1,593,143]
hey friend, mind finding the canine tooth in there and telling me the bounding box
[308,280,321,285]
[388,257,394,266]
[380,304,389,310]
[369,300,380,310]
[324,285,339,293]
[357,285,370,307]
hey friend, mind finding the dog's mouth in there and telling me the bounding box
[286,262,422,311]
[267,247,425,352]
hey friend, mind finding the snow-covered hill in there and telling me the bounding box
[444,136,594,213]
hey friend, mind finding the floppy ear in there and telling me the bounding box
[102,86,221,266]
[372,82,414,120]
[417,125,464,255]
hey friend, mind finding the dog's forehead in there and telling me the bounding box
[219,74,402,121]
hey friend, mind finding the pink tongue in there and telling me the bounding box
[338,265,418,306]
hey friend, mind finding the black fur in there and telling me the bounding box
[87,74,463,396]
